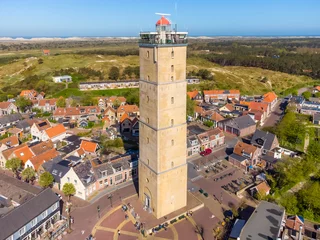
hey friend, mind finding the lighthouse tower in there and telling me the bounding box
[138,15,188,219]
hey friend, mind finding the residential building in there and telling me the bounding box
[187,90,203,102]
[313,113,320,124]
[187,78,200,84]
[299,100,320,115]
[79,81,139,91]
[0,113,23,130]
[203,89,240,103]
[251,129,279,155]
[199,110,225,128]
[19,90,44,100]
[16,119,35,134]
[30,140,54,155]
[249,181,271,197]
[0,102,18,116]
[197,128,225,151]
[263,91,278,109]
[60,160,96,200]
[25,148,60,171]
[116,104,139,120]
[42,124,67,142]
[30,120,52,141]
[79,140,100,156]
[43,49,50,55]
[284,215,305,240]
[92,155,138,190]
[229,219,246,240]
[32,99,57,112]
[218,115,256,137]
[0,143,28,168]
[187,135,200,156]
[229,141,259,171]
[229,201,285,240]
[313,86,320,93]
[104,106,117,122]
[106,96,127,108]
[138,15,188,218]
[119,113,139,135]
[0,174,61,240]
[219,103,234,113]
[0,135,19,149]
[52,75,72,83]
[53,106,100,121]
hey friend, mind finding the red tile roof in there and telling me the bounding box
[210,112,225,122]
[45,124,66,139]
[156,16,171,25]
[187,90,199,99]
[80,140,98,153]
[37,99,57,106]
[20,90,37,97]
[29,148,59,171]
[117,105,139,114]
[43,49,50,54]
[263,92,277,103]
[234,141,257,156]
[0,136,19,147]
[13,145,35,164]
[107,96,126,104]
[247,102,269,113]
[0,102,13,109]
[285,215,304,232]
[315,86,320,91]
[30,140,54,155]
[203,89,240,95]
[255,181,271,195]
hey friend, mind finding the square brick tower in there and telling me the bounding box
[138,15,188,218]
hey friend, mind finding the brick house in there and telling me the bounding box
[106,96,126,108]
[187,135,200,156]
[203,89,240,103]
[218,115,256,137]
[199,110,225,128]
[0,102,18,116]
[263,91,278,109]
[187,90,203,102]
[32,99,57,112]
[197,128,225,151]
[229,141,259,171]
[116,105,139,120]
[19,90,44,100]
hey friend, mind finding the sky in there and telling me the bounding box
[0,0,319,37]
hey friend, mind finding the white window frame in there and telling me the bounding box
[42,210,47,218]
[31,217,37,227]
[19,226,26,236]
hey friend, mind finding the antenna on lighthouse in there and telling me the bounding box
[155,13,171,16]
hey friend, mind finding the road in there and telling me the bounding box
[261,100,284,128]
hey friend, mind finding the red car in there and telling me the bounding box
[200,148,212,156]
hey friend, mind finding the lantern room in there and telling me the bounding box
[139,15,188,45]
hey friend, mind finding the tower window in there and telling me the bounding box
[171,97,174,104]
[171,76,174,81]
[147,118,149,124]
[147,159,150,165]
[171,162,174,168]
[147,137,149,143]
[171,65,174,72]
[171,119,174,126]
[171,139,174,146]
[147,51,149,58]
[171,50,174,58]
[147,96,149,103]
[147,75,150,81]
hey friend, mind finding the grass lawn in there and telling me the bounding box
[52,87,139,98]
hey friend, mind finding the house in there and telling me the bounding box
[119,113,139,134]
[187,90,203,102]
[0,102,18,116]
[32,99,57,112]
[299,100,320,115]
[218,115,256,137]
[250,129,279,155]
[97,97,108,110]
[263,91,278,109]
[106,96,127,108]
[40,156,73,189]
[92,155,138,191]
[187,78,200,84]
[60,160,96,200]
[52,75,72,83]
[219,103,234,113]
[0,113,23,130]
[11,145,35,165]
[194,105,205,119]
[0,135,19,149]
[229,219,246,240]
[313,86,320,93]
[53,106,101,121]
[30,120,51,141]
[8,127,24,139]
[187,135,200,156]
[116,105,139,120]
[16,119,35,134]
[25,148,60,171]
[250,181,271,197]
[19,90,44,100]
[43,49,50,55]
[229,141,259,171]
[42,124,67,142]
[233,201,285,240]
[104,106,117,122]
[58,135,83,157]
[131,119,139,137]
[284,215,305,240]
[313,113,320,124]
[197,128,225,151]
[79,140,99,155]
[203,89,240,103]
[79,81,139,91]
[0,174,61,240]
[199,110,225,128]
[0,143,28,168]
[30,140,54,155]
[78,118,88,128]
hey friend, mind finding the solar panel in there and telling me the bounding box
[38,122,48,127]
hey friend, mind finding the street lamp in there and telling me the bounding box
[108,194,113,208]
[97,205,101,219]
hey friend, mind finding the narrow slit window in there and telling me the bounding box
[171,50,174,58]
[171,139,174,146]
[171,65,174,72]
[171,162,174,168]
[171,119,174,126]
[147,51,149,58]
[147,118,149,124]
[171,76,174,81]
[171,97,174,104]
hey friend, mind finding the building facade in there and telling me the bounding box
[138,16,188,218]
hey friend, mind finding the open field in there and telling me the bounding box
[0,46,317,96]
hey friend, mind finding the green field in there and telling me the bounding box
[52,88,138,98]
[0,47,317,97]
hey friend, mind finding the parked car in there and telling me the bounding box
[200,148,212,156]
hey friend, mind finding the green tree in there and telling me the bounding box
[39,172,54,188]
[21,167,36,182]
[203,120,213,128]
[38,58,44,64]
[113,99,121,108]
[56,96,66,107]
[36,80,49,92]
[314,92,320,98]
[109,66,120,80]
[16,96,32,112]
[302,91,312,100]
[81,95,97,106]
[126,91,139,105]
[187,96,195,117]
[123,66,133,78]
[5,158,22,177]
[62,183,76,201]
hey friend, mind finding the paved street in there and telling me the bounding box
[261,100,284,127]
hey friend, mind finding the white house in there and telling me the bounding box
[30,120,51,141]
[52,75,72,83]
[0,102,18,116]
[42,124,67,142]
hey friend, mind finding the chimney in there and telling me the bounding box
[298,225,303,240]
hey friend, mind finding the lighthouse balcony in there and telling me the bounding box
[139,32,188,46]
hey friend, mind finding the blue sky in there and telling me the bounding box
[0,0,319,37]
